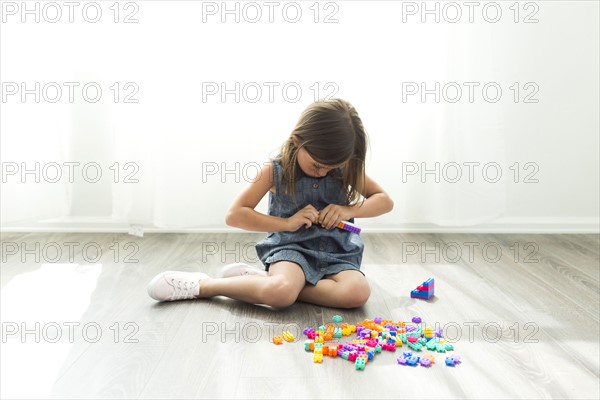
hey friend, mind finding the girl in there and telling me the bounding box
[147,99,393,308]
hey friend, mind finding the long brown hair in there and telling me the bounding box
[274,98,367,205]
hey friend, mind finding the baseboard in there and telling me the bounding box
[363,218,600,234]
[1,217,598,234]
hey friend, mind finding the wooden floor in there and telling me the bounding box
[1,232,598,399]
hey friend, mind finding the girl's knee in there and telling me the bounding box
[342,278,371,308]
[261,275,302,308]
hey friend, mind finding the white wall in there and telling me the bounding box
[1,1,598,233]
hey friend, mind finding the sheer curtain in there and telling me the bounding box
[2,1,577,231]
[403,20,507,226]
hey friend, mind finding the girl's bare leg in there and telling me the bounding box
[197,261,306,308]
[297,270,371,308]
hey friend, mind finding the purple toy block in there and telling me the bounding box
[337,221,361,234]
[419,357,432,367]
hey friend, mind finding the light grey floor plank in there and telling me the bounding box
[1,232,598,399]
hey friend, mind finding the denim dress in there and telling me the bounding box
[254,159,365,285]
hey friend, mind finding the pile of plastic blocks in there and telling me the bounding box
[303,316,461,370]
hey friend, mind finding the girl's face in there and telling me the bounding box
[297,147,344,178]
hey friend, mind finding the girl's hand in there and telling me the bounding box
[286,204,320,232]
[318,204,354,230]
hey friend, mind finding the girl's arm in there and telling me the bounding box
[225,162,320,232]
[349,174,394,218]
[318,174,394,229]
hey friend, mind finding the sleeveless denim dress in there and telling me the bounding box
[254,159,365,285]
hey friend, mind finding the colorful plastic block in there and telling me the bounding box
[314,352,323,363]
[411,316,422,324]
[410,278,435,300]
[337,220,361,234]
[422,354,435,364]
[406,356,420,366]
[273,335,283,345]
[332,315,343,323]
[423,326,434,339]
[282,331,295,342]
[408,342,423,351]
[444,354,461,366]
[426,339,438,351]
[419,357,432,367]
[355,357,366,370]
[382,343,396,352]
[304,340,314,351]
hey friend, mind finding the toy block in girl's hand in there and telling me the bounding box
[337,220,361,234]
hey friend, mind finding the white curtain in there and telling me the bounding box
[1,1,595,231]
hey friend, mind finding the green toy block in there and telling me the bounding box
[426,339,438,351]
[408,342,423,351]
